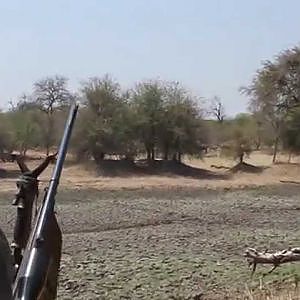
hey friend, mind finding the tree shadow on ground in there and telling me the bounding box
[0,168,21,179]
[229,162,268,174]
[96,159,229,180]
[274,161,300,166]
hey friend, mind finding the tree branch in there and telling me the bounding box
[15,156,30,173]
[244,247,300,276]
[280,180,300,185]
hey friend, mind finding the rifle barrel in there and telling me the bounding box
[12,104,79,300]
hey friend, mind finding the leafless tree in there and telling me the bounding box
[210,96,225,123]
[33,75,74,154]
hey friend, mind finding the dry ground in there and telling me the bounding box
[1,151,300,192]
[1,151,300,299]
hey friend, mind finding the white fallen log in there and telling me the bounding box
[244,247,300,276]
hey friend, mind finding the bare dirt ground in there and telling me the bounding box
[1,152,300,299]
[2,151,300,193]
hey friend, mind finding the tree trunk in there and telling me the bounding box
[92,150,105,165]
[124,154,134,161]
[146,148,151,161]
[239,152,244,163]
[174,137,181,162]
[151,148,155,161]
[255,138,261,150]
[46,112,54,155]
[163,146,169,160]
[272,136,279,163]
[46,141,50,156]
[177,152,182,163]
[22,147,28,157]
[288,151,292,163]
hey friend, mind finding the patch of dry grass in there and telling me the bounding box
[242,284,300,300]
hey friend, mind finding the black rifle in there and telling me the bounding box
[12,104,79,300]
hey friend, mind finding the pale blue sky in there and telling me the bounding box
[0,0,299,115]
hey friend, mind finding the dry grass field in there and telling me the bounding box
[1,151,300,299]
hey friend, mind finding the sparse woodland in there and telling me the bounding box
[0,49,294,171]
[2,46,300,173]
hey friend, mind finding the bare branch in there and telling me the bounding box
[209,96,225,123]
[280,180,300,185]
[33,75,74,113]
[245,247,300,276]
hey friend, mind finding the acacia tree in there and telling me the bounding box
[241,61,286,163]
[9,111,39,156]
[0,113,14,155]
[158,81,185,160]
[220,114,254,166]
[268,48,300,160]
[131,80,207,162]
[242,46,300,162]
[281,108,300,161]
[77,75,137,163]
[131,80,165,161]
[33,76,74,154]
[6,97,43,156]
[275,47,300,110]
[159,81,206,161]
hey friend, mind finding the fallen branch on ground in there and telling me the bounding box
[244,247,300,277]
[210,164,231,170]
[280,180,300,185]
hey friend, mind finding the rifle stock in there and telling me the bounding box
[12,104,79,300]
